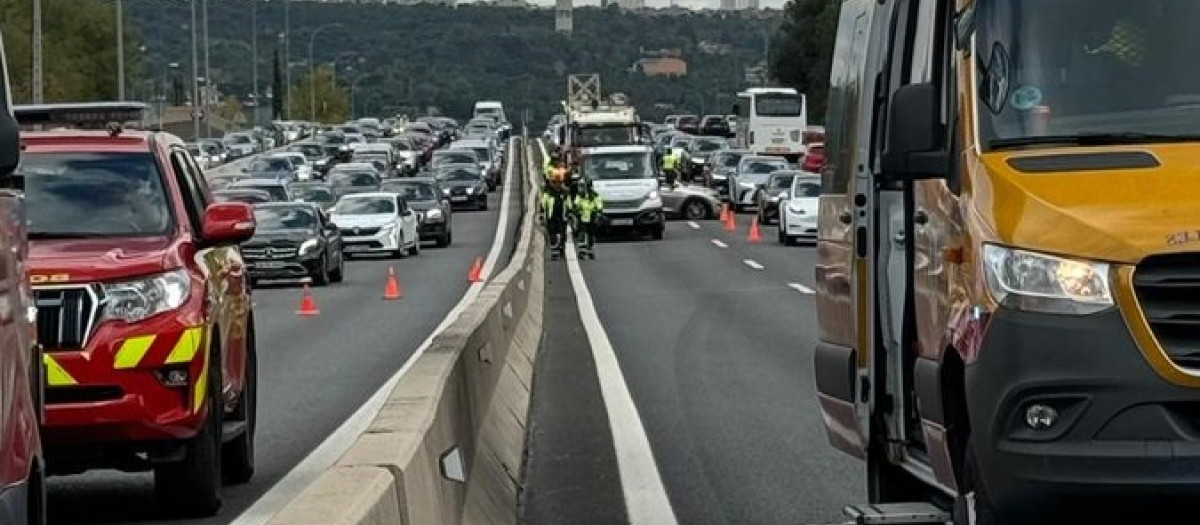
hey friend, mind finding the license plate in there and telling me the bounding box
[771,138,785,144]
[766,146,790,153]
[451,196,469,202]
[251,261,287,269]
[345,245,371,253]
[610,218,634,226]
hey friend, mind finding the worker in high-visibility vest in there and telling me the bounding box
[573,179,603,260]
[541,174,573,260]
[661,148,681,189]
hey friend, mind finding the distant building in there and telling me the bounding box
[632,57,688,77]
[555,0,573,33]
[719,0,758,9]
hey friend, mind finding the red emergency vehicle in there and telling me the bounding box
[0,31,46,525]
[16,102,258,517]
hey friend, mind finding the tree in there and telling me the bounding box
[289,65,349,123]
[217,95,244,124]
[769,0,839,121]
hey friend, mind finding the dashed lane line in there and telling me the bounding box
[743,259,765,270]
[687,221,700,229]
[788,283,815,295]
[711,239,729,249]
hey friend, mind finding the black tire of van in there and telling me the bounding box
[953,445,1000,525]
[154,350,223,517]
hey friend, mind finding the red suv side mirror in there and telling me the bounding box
[201,202,256,245]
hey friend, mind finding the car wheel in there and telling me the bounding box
[778,224,787,244]
[222,322,256,485]
[953,445,1001,525]
[310,257,329,286]
[436,230,450,248]
[650,225,664,240]
[682,199,709,220]
[407,236,421,256]
[154,349,222,517]
[329,254,345,283]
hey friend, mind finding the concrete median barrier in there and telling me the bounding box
[264,136,543,525]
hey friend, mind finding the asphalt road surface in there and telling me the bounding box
[45,144,525,525]
[521,143,863,524]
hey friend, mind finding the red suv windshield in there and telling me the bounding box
[20,152,173,237]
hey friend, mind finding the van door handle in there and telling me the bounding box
[838,211,853,224]
[914,209,929,226]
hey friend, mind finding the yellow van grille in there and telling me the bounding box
[1133,254,1200,369]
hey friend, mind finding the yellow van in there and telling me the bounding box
[814,0,1200,523]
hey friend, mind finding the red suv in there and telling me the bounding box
[0,33,46,525]
[17,102,258,517]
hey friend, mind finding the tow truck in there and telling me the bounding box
[17,102,258,517]
[0,29,45,525]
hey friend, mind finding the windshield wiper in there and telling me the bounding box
[990,132,1200,150]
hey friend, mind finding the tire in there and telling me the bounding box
[407,236,421,257]
[329,254,345,283]
[222,323,256,485]
[436,230,450,248]
[778,224,787,244]
[154,351,222,517]
[392,233,406,259]
[27,462,44,525]
[479,198,489,211]
[682,199,709,220]
[650,225,664,240]
[310,257,329,286]
[953,445,1001,525]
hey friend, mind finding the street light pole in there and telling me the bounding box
[202,0,212,136]
[251,0,259,122]
[308,23,341,122]
[190,0,201,140]
[32,0,43,103]
[283,0,291,120]
[117,0,126,100]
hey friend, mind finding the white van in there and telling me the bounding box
[473,101,506,124]
[578,145,664,240]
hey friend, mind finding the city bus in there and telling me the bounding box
[733,87,808,162]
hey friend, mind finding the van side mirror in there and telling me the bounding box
[881,83,949,180]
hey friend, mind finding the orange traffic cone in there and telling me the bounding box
[296,284,320,316]
[468,257,484,283]
[724,205,737,232]
[749,217,763,243]
[384,266,403,300]
[719,204,729,223]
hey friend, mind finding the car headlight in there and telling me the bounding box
[466,187,475,194]
[101,269,192,323]
[425,208,443,220]
[442,188,451,195]
[647,190,659,200]
[298,238,321,257]
[982,244,1113,315]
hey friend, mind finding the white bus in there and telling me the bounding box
[734,87,808,161]
[473,101,506,123]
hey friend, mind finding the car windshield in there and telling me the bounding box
[436,153,476,165]
[742,159,788,174]
[289,185,335,204]
[237,184,288,201]
[290,144,325,159]
[974,0,1200,149]
[577,126,636,147]
[254,206,317,230]
[717,153,744,168]
[441,169,481,182]
[769,174,796,190]
[792,178,821,197]
[693,140,725,153]
[335,197,395,215]
[330,172,380,188]
[249,158,292,172]
[21,152,173,236]
[755,93,803,117]
[383,182,438,201]
[581,152,654,180]
[471,148,491,161]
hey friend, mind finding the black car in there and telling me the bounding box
[242,202,345,285]
[686,136,728,182]
[381,178,453,247]
[699,115,732,137]
[229,178,290,201]
[328,170,381,198]
[675,115,700,134]
[435,165,489,211]
[288,181,338,211]
[755,171,798,225]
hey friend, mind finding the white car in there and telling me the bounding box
[778,174,820,245]
[222,132,258,158]
[330,192,421,258]
[274,152,315,181]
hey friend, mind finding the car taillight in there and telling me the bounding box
[790,130,801,142]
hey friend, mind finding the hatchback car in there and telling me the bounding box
[435,164,489,211]
[381,178,453,247]
[330,192,421,258]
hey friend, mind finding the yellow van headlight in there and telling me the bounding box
[982,244,1113,315]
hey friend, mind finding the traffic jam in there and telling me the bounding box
[0,85,513,522]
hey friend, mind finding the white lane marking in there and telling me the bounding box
[687,221,700,230]
[788,283,815,294]
[565,242,680,525]
[711,239,728,249]
[743,259,765,270]
[229,139,522,525]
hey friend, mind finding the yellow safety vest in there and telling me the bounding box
[574,193,604,223]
